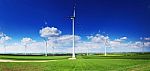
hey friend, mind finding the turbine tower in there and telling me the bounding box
[102,35,111,56]
[44,21,48,56]
[69,1,76,59]
[104,39,108,56]
[140,37,145,54]
[41,19,48,56]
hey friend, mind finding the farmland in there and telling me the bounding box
[0,53,150,71]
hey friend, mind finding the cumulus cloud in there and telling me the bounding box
[144,42,150,47]
[144,37,150,41]
[128,41,150,48]
[110,41,121,47]
[109,37,128,48]
[76,41,101,49]
[1,36,150,53]
[0,32,5,37]
[57,35,81,43]
[0,33,11,44]
[1,36,11,41]
[87,34,148,52]
[46,35,81,48]
[114,37,127,42]
[21,37,35,45]
[120,37,127,40]
[39,27,61,38]
[0,30,150,53]
[0,42,45,53]
[87,34,109,43]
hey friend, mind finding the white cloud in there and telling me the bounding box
[0,32,5,37]
[110,41,121,47]
[1,42,45,53]
[57,35,81,43]
[114,37,127,42]
[0,33,11,44]
[120,37,127,40]
[39,27,61,38]
[88,34,109,43]
[1,36,11,41]
[21,37,35,45]
[87,34,148,51]
[0,30,150,53]
[76,41,101,49]
[144,42,150,47]
[144,37,150,41]
[47,35,81,48]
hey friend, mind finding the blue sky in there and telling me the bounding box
[0,0,150,41]
[0,0,150,53]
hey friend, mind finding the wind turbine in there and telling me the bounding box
[43,38,48,56]
[52,37,57,56]
[104,39,108,56]
[3,35,7,54]
[140,37,145,54]
[69,2,76,59]
[43,21,48,56]
[104,39,111,56]
[86,46,89,56]
[24,44,27,55]
[40,20,48,56]
[127,41,132,52]
[102,36,111,56]
[4,44,6,54]
[1,33,9,54]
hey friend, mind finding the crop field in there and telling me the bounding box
[0,54,150,71]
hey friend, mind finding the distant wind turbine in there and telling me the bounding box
[102,39,107,56]
[3,35,7,54]
[43,21,48,56]
[101,36,111,56]
[24,44,27,55]
[104,39,111,56]
[52,38,57,56]
[40,20,48,56]
[127,41,132,52]
[40,20,61,56]
[0,33,11,54]
[43,38,48,56]
[86,46,89,56]
[140,37,145,54]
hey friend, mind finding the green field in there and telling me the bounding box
[0,54,150,71]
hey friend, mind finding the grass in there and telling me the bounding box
[0,55,69,60]
[0,54,150,71]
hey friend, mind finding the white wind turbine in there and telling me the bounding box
[101,36,111,56]
[21,38,33,55]
[45,21,48,56]
[41,20,48,56]
[0,33,11,54]
[86,42,90,56]
[140,37,145,53]
[3,34,7,54]
[40,21,61,56]
[50,37,57,56]
[43,37,48,56]
[69,2,76,59]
